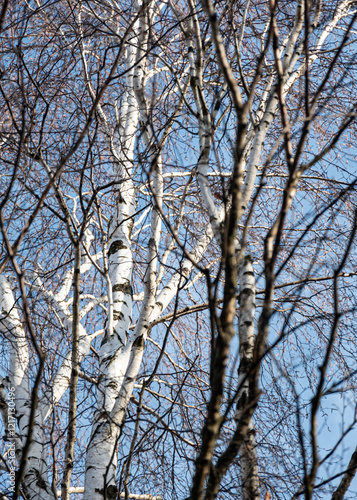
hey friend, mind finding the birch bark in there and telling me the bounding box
[0,277,53,500]
[1,1,356,498]
[237,256,259,500]
[83,21,140,499]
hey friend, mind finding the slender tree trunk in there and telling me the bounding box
[237,256,259,500]
[61,243,81,500]
[83,33,139,499]
[0,277,54,500]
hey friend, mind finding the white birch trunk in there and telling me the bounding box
[236,256,259,500]
[0,276,54,500]
[83,22,140,498]
[84,217,213,499]
[1,2,354,498]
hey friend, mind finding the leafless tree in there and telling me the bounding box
[1,1,357,499]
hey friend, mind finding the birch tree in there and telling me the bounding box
[1,0,357,499]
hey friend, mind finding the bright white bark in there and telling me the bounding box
[1,2,355,498]
[83,18,140,498]
[0,277,54,500]
[236,256,259,500]
[84,216,213,499]
[26,274,93,422]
